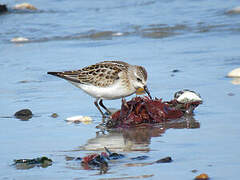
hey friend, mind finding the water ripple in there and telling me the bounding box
[9,22,239,44]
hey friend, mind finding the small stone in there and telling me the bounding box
[194,173,209,180]
[51,113,58,118]
[14,109,33,120]
[191,169,198,173]
[155,156,172,163]
[19,80,29,83]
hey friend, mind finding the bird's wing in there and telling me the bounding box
[48,61,126,87]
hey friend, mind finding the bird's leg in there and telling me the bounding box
[94,99,106,120]
[99,99,111,115]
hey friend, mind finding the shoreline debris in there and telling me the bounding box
[80,147,124,174]
[13,157,52,169]
[67,147,172,174]
[107,90,202,128]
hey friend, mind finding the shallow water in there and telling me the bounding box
[1,0,240,179]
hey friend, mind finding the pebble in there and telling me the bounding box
[155,156,172,163]
[194,173,209,180]
[14,109,33,120]
[227,68,240,78]
[51,113,58,118]
[191,169,198,173]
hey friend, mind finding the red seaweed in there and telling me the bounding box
[108,96,201,128]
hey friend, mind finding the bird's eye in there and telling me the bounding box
[137,78,142,82]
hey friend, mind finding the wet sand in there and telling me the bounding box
[1,0,240,179]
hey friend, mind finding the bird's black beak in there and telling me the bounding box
[144,86,152,100]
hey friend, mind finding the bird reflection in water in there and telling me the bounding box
[79,115,200,152]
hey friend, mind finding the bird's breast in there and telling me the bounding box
[70,81,135,100]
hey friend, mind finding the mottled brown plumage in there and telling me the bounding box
[49,61,128,87]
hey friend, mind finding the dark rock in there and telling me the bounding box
[14,109,33,120]
[0,4,7,13]
[192,169,198,173]
[155,156,172,163]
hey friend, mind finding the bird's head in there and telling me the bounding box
[129,65,152,99]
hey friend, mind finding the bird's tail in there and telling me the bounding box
[47,71,62,77]
[47,71,81,83]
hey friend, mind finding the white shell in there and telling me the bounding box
[66,116,92,123]
[11,37,29,43]
[112,32,124,36]
[13,3,37,10]
[176,91,202,103]
[227,68,240,78]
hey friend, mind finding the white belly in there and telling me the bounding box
[70,81,135,100]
